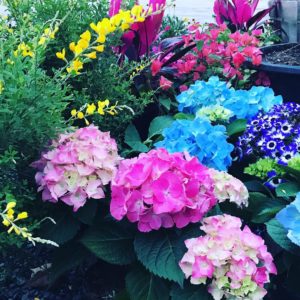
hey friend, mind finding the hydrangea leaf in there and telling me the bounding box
[276,182,300,198]
[170,284,213,300]
[125,124,149,153]
[148,116,174,138]
[226,119,247,136]
[80,220,136,265]
[75,198,98,225]
[134,226,201,285]
[266,218,300,255]
[126,265,170,300]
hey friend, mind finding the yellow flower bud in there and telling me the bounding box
[17,212,28,220]
[6,202,16,210]
[94,45,105,52]
[56,48,66,60]
[96,35,106,44]
[71,109,77,117]
[80,30,91,42]
[77,111,84,119]
[2,219,10,227]
[86,103,96,115]
[84,51,97,59]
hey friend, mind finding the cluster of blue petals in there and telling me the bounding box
[155,118,234,171]
[176,76,283,120]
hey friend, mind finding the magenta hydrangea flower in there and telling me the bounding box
[33,125,121,211]
[110,148,217,232]
[179,214,277,300]
[208,169,249,207]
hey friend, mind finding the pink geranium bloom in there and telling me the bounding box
[159,76,173,90]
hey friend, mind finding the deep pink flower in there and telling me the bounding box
[151,59,163,76]
[159,76,173,90]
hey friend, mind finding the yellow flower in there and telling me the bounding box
[86,103,96,115]
[69,42,76,52]
[2,219,10,227]
[80,30,91,42]
[16,212,28,220]
[121,23,130,31]
[97,107,104,115]
[78,39,89,51]
[84,51,97,59]
[131,5,143,18]
[71,109,77,117]
[56,48,66,60]
[6,202,16,210]
[38,36,47,46]
[6,59,14,65]
[96,34,106,44]
[73,59,83,72]
[77,111,84,119]
[93,45,105,52]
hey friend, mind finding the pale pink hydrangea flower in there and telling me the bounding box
[209,169,249,207]
[33,125,121,211]
[179,214,277,300]
[110,148,217,232]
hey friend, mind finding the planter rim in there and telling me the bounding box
[258,43,300,74]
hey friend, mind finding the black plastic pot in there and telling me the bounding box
[254,43,300,102]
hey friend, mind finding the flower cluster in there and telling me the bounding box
[236,102,300,164]
[56,5,151,74]
[110,148,217,232]
[155,118,234,171]
[70,99,134,125]
[33,126,120,211]
[276,192,300,247]
[208,169,249,207]
[179,214,277,300]
[196,104,233,123]
[152,24,264,87]
[177,76,282,119]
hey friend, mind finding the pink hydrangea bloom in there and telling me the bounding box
[209,169,249,207]
[33,125,121,211]
[110,148,217,232]
[179,214,277,300]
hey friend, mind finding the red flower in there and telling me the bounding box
[232,52,245,68]
[151,59,163,76]
[160,76,173,90]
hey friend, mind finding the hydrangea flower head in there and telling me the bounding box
[155,118,234,171]
[176,76,282,120]
[33,125,120,211]
[180,214,277,300]
[110,148,217,232]
[276,192,300,246]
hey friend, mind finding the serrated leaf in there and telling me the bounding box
[266,218,300,255]
[171,284,212,300]
[276,182,300,197]
[251,199,285,223]
[148,116,174,138]
[134,227,200,285]
[50,241,91,283]
[80,220,136,265]
[126,265,170,300]
[226,119,247,136]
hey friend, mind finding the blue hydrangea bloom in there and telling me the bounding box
[155,118,234,171]
[276,192,300,246]
[176,76,283,120]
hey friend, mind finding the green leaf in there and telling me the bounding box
[75,198,98,225]
[226,119,247,136]
[148,116,174,138]
[266,219,300,254]
[124,124,149,152]
[80,220,136,265]
[276,182,300,197]
[159,97,171,111]
[251,199,285,223]
[126,266,170,300]
[174,113,195,120]
[196,40,204,51]
[50,241,91,283]
[171,284,213,300]
[134,227,200,285]
[39,210,80,245]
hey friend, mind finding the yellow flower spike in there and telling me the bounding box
[16,212,28,220]
[96,35,106,44]
[69,42,76,52]
[6,202,16,210]
[77,111,84,119]
[71,109,77,117]
[86,103,96,115]
[80,30,91,42]
[84,51,97,59]
[56,48,66,60]
[94,45,105,52]
[78,39,89,50]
